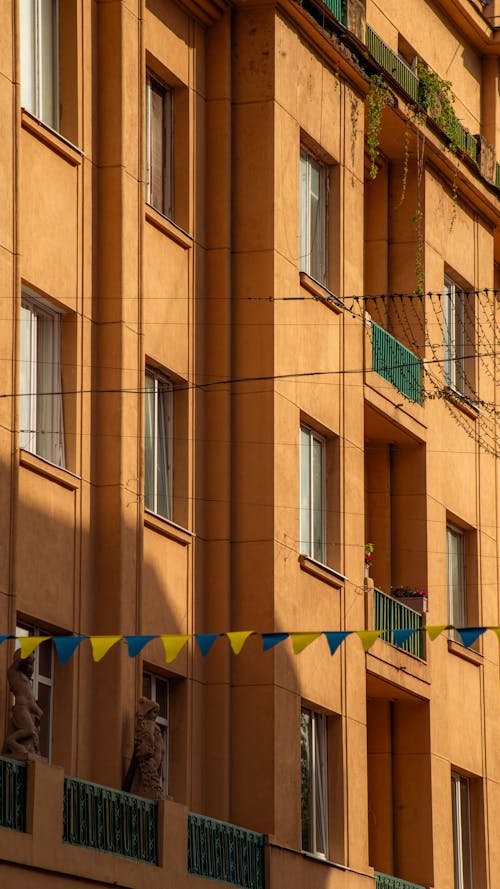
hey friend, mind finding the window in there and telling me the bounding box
[20,0,58,129]
[444,277,475,396]
[143,672,169,795]
[447,524,466,636]
[145,71,173,218]
[145,368,173,520]
[301,708,328,856]
[452,772,473,889]
[16,624,54,761]
[299,147,327,284]
[20,292,65,467]
[300,425,325,563]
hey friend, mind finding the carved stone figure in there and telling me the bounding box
[1,650,43,760]
[123,697,164,799]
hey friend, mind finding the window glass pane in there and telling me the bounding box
[40,0,57,128]
[309,159,323,282]
[299,151,308,272]
[314,714,328,855]
[300,427,311,555]
[36,312,55,462]
[301,710,312,851]
[460,778,473,889]
[156,382,170,519]
[155,677,169,721]
[144,373,155,511]
[312,436,323,562]
[443,279,454,387]
[38,640,52,679]
[20,0,36,113]
[37,680,52,760]
[20,304,33,451]
[150,80,166,213]
[142,673,152,699]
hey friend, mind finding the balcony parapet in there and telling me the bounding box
[188,812,265,889]
[375,871,427,889]
[0,755,26,832]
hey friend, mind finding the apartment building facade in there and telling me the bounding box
[0,0,499,887]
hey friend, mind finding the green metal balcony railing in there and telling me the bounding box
[376,871,427,889]
[322,0,346,23]
[366,26,419,102]
[451,121,478,163]
[496,163,500,189]
[0,755,27,832]
[374,588,425,660]
[371,322,422,403]
[188,812,265,889]
[63,777,158,864]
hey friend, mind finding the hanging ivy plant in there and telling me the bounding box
[417,61,461,155]
[366,74,388,180]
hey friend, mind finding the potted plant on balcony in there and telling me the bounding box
[364,543,374,578]
[391,585,428,613]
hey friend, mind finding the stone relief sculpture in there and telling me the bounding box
[123,697,164,799]
[1,650,43,760]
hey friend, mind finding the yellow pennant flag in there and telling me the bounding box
[19,636,50,659]
[489,627,500,643]
[357,630,383,652]
[161,635,190,663]
[426,625,448,642]
[290,632,321,655]
[89,636,122,662]
[226,631,254,655]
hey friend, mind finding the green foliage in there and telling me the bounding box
[398,127,411,207]
[417,61,461,154]
[366,74,389,180]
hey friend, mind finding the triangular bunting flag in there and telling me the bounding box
[226,631,254,655]
[0,635,11,646]
[89,636,122,662]
[53,636,86,665]
[324,631,350,655]
[455,627,485,649]
[426,625,448,641]
[491,627,500,643]
[161,635,190,663]
[392,628,417,647]
[357,630,383,652]
[291,632,321,655]
[124,635,156,658]
[195,634,220,656]
[262,632,289,652]
[19,636,50,659]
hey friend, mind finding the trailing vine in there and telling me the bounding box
[366,74,388,180]
[416,61,461,155]
[397,126,411,207]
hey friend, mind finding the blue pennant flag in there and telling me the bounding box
[124,635,157,657]
[0,635,12,646]
[324,631,350,655]
[392,629,417,647]
[455,627,485,649]
[195,633,220,656]
[261,633,288,652]
[53,636,86,665]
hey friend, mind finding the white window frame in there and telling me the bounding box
[145,71,173,218]
[299,146,327,285]
[144,367,173,520]
[447,523,466,639]
[20,0,59,130]
[299,424,326,564]
[451,771,473,889]
[15,623,54,762]
[143,671,169,795]
[301,708,328,857]
[444,276,466,394]
[20,291,66,468]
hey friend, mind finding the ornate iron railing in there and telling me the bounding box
[322,0,346,23]
[366,26,419,102]
[374,588,425,660]
[371,322,422,403]
[0,755,27,832]
[188,812,265,889]
[376,871,427,889]
[63,776,158,864]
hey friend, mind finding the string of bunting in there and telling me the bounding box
[0,626,497,664]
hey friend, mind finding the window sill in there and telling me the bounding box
[443,386,480,419]
[448,639,483,665]
[299,273,345,314]
[144,511,194,545]
[20,449,80,490]
[21,109,83,166]
[298,554,345,588]
[145,204,193,249]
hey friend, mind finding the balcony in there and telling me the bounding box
[370,322,423,404]
[366,26,419,102]
[0,755,26,832]
[322,0,346,23]
[188,812,265,889]
[374,588,425,660]
[63,776,158,864]
[376,872,427,889]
